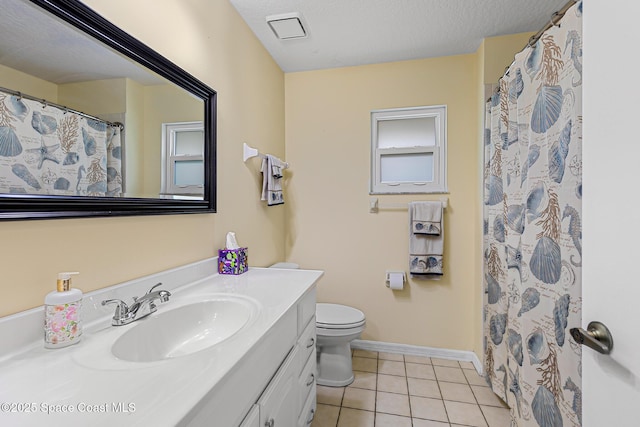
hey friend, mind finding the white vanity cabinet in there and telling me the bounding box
[239,405,259,427]
[258,346,300,426]
[295,287,317,426]
[0,260,324,427]
[256,287,317,427]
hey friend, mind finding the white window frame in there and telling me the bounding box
[370,105,447,194]
[161,121,204,196]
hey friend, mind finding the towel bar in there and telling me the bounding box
[369,197,448,213]
[243,142,290,168]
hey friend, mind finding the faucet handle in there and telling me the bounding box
[102,299,133,326]
[102,298,129,311]
[146,282,164,294]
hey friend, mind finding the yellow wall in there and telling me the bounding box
[285,55,480,351]
[0,63,58,101]
[58,78,127,116]
[0,0,286,317]
[482,32,533,86]
[143,84,203,196]
[125,78,145,196]
[0,0,532,361]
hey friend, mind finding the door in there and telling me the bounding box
[582,1,640,425]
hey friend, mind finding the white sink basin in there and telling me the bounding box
[111,296,259,362]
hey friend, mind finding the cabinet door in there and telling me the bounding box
[239,405,260,427]
[259,347,299,427]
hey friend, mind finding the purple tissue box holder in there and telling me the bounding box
[218,248,248,275]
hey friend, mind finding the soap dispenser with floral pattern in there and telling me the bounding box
[44,272,82,349]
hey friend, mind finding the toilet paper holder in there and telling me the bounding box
[386,271,406,289]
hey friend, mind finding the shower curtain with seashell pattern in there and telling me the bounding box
[483,2,582,426]
[0,91,123,197]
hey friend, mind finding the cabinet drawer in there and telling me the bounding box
[297,387,317,427]
[297,287,316,335]
[298,348,316,407]
[297,315,316,375]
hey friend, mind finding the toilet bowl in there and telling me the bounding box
[269,263,366,387]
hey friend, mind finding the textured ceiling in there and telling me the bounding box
[229,0,570,72]
[0,0,164,85]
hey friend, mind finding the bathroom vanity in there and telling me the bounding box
[0,259,322,426]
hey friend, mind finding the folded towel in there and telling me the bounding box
[409,201,444,276]
[261,154,286,206]
[411,201,442,235]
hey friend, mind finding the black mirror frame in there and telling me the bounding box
[0,0,216,220]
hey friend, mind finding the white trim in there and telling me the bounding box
[161,121,205,196]
[351,339,483,375]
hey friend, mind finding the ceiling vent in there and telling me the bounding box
[266,12,307,40]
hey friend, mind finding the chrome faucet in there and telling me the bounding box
[102,282,171,326]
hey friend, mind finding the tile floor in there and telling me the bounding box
[312,350,510,427]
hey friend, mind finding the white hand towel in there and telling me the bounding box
[411,201,442,235]
[409,201,444,276]
[261,154,285,206]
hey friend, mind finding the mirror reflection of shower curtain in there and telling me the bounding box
[0,91,123,197]
[483,2,583,426]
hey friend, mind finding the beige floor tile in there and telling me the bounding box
[375,412,412,427]
[377,359,406,376]
[408,377,441,399]
[431,358,460,367]
[404,355,432,364]
[343,387,376,411]
[409,396,449,423]
[317,385,345,406]
[434,366,467,384]
[444,400,488,427]
[376,391,411,417]
[350,370,377,390]
[378,351,404,361]
[464,369,489,386]
[312,403,340,427]
[481,405,512,427]
[354,349,378,359]
[439,382,476,404]
[471,385,508,407]
[337,408,374,427]
[412,419,450,427]
[459,361,476,370]
[353,356,378,373]
[406,362,436,380]
[377,374,408,394]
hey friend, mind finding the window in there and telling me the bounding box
[161,121,204,196]
[370,106,447,194]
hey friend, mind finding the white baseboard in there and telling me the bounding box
[351,339,483,375]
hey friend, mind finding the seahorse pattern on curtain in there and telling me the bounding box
[483,2,582,426]
[0,93,123,196]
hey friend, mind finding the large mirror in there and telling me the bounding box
[0,0,216,219]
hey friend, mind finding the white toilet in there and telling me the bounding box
[269,263,366,387]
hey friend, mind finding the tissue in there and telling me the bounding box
[226,232,239,249]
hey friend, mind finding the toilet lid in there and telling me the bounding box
[316,303,365,329]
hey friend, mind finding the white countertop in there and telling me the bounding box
[0,260,323,426]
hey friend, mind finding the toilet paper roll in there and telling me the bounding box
[389,272,404,290]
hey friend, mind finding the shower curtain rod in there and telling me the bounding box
[525,0,578,49]
[490,0,578,98]
[0,85,124,131]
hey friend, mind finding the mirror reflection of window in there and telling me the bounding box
[161,121,204,197]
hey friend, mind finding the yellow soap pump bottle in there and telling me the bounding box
[44,272,82,349]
